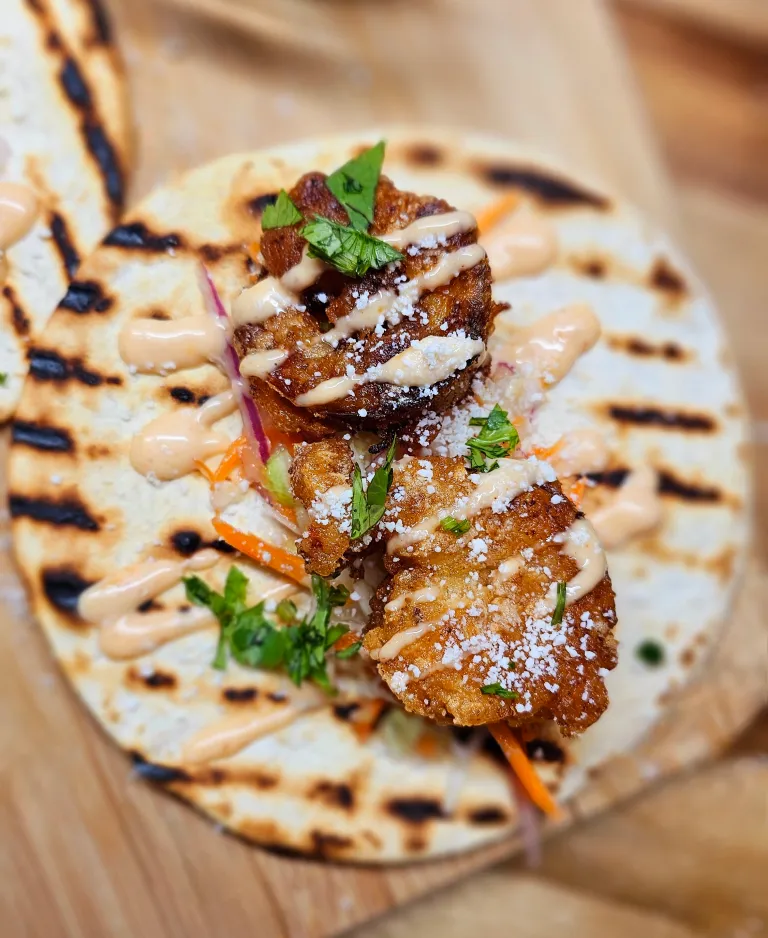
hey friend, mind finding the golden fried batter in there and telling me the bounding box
[290,438,354,577]
[363,456,618,735]
[234,173,500,438]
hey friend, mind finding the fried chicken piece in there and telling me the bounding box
[233,173,500,439]
[290,438,355,577]
[363,456,618,735]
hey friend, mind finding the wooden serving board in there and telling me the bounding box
[3,1,766,937]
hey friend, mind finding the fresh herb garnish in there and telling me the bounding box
[481,683,518,699]
[0,373,7,387]
[350,437,397,539]
[466,404,520,472]
[326,141,385,232]
[440,516,470,535]
[261,189,303,230]
[301,216,403,278]
[636,639,665,667]
[183,569,352,691]
[551,581,567,627]
[335,641,362,659]
[276,599,298,624]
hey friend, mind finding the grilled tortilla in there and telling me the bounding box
[9,129,751,861]
[0,0,132,420]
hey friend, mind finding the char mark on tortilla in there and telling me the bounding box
[3,285,32,336]
[58,280,112,314]
[247,192,278,217]
[468,806,509,824]
[49,211,81,279]
[650,258,688,297]
[222,687,258,703]
[387,797,446,823]
[27,347,118,386]
[41,567,94,614]
[10,494,100,531]
[608,404,716,432]
[131,752,192,784]
[479,163,609,209]
[12,420,74,453]
[103,222,183,253]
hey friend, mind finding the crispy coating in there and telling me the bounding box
[290,439,354,577]
[234,173,500,438]
[363,456,618,735]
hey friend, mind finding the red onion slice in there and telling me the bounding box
[199,266,270,465]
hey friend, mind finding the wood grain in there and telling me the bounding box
[3,1,765,937]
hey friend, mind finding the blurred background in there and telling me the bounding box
[9,1,768,936]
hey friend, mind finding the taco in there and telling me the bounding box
[9,130,750,862]
[0,0,131,420]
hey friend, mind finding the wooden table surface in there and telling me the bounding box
[3,1,767,937]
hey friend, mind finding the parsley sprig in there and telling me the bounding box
[261,189,303,230]
[302,217,402,278]
[466,404,520,472]
[326,141,385,232]
[551,581,567,627]
[183,568,357,692]
[351,437,396,540]
[480,683,518,699]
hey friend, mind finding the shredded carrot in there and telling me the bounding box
[350,699,386,744]
[564,476,587,509]
[213,435,247,485]
[532,438,564,463]
[475,193,520,234]
[489,722,561,818]
[194,459,216,485]
[333,631,359,652]
[211,518,307,585]
[414,732,439,759]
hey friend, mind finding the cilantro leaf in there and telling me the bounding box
[326,141,385,232]
[480,683,518,699]
[551,581,567,627]
[301,216,402,278]
[261,189,303,230]
[184,567,350,691]
[440,516,470,535]
[350,437,397,540]
[336,641,362,659]
[0,373,6,387]
[466,404,520,472]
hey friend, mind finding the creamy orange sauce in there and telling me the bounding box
[388,458,552,554]
[381,210,476,249]
[590,466,662,549]
[495,556,524,582]
[0,181,39,251]
[280,250,326,293]
[482,212,558,280]
[118,316,225,374]
[371,621,438,662]
[79,550,221,659]
[100,607,216,659]
[384,586,439,615]
[553,518,607,606]
[181,695,322,764]
[231,278,297,327]
[548,428,610,477]
[239,348,289,378]
[130,390,237,481]
[494,304,601,385]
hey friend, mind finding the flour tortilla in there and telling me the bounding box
[9,129,751,862]
[0,0,132,419]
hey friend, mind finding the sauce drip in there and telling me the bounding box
[295,334,485,406]
[79,550,221,660]
[118,316,225,374]
[0,182,39,252]
[548,428,610,477]
[494,304,601,386]
[130,390,238,480]
[371,621,438,662]
[380,210,476,249]
[551,518,607,607]
[181,691,323,764]
[388,458,552,553]
[384,586,439,614]
[483,212,558,280]
[231,279,298,328]
[590,466,662,549]
[239,348,289,378]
